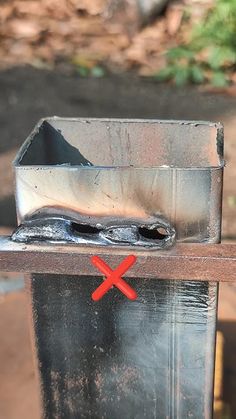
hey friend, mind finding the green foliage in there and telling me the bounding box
[71,54,106,78]
[90,66,106,78]
[76,65,106,78]
[211,71,228,87]
[77,66,90,77]
[156,0,236,86]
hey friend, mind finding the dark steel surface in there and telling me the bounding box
[28,274,217,419]
[0,237,235,282]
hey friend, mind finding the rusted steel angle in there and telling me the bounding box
[0,236,235,282]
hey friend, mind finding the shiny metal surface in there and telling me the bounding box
[12,118,224,418]
[14,118,224,243]
[12,216,175,249]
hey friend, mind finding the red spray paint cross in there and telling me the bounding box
[91,255,137,301]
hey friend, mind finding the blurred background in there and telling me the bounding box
[0,0,236,418]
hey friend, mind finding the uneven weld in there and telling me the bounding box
[11,216,176,249]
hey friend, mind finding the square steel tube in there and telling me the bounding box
[13,118,224,419]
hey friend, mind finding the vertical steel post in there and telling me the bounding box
[13,118,224,418]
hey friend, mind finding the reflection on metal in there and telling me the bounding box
[10,118,224,418]
[14,118,224,243]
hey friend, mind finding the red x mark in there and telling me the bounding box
[91,255,137,301]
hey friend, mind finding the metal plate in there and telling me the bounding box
[0,238,235,282]
[29,274,217,419]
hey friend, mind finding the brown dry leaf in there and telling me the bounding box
[138,20,166,40]
[166,4,184,36]
[41,0,74,20]
[46,36,72,54]
[69,0,107,16]
[8,41,34,59]
[138,52,166,75]
[125,19,166,66]
[108,49,129,69]
[13,1,46,17]
[105,22,129,35]
[138,66,155,76]
[50,21,76,37]
[7,19,43,39]
[230,73,236,84]
[69,16,105,36]
[125,42,149,67]
[0,4,14,23]
[34,45,54,61]
[88,34,130,59]
[0,0,213,76]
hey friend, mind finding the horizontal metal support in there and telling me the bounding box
[0,236,235,282]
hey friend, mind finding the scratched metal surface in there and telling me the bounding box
[28,276,217,419]
[13,118,224,418]
[14,118,224,243]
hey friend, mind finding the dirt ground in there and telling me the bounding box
[0,67,236,418]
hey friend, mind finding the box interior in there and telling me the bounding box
[16,118,223,168]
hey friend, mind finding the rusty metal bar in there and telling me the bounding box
[0,236,235,282]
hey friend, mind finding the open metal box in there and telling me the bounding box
[1,118,228,418]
